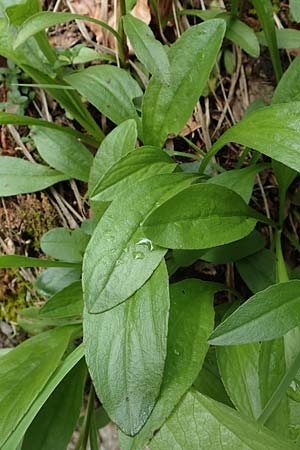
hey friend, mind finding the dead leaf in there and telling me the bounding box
[131,0,151,24]
[71,0,108,43]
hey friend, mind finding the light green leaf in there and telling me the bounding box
[150,390,297,450]
[217,343,262,419]
[210,280,300,345]
[120,279,217,450]
[89,120,137,197]
[39,281,83,319]
[1,345,84,450]
[291,0,300,22]
[272,56,300,104]
[226,15,260,57]
[202,103,300,173]
[142,20,226,147]
[41,227,90,263]
[31,127,93,182]
[84,261,169,436]
[35,267,81,296]
[0,156,68,196]
[5,0,41,25]
[83,173,196,313]
[65,66,142,134]
[0,255,80,269]
[208,164,269,203]
[90,146,176,202]
[258,28,300,49]
[143,184,260,250]
[0,326,77,448]
[236,249,276,293]
[21,360,86,450]
[123,14,170,84]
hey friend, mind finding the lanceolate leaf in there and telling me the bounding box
[150,390,297,450]
[41,228,90,263]
[35,267,81,296]
[84,261,169,436]
[143,184,260,250]
[272,57,300,104]
[142,20,226,147]
[0,255,80,269]
[83,173,196,313]
[0,326,77,448]
[120,279,217,450]
[31,127,93,182]
[90,146,176,202]
[89,120,137,197]
[39,281,83,318]
[123,14,170,84]
[210,281,300,345]
[0,157,68,196]
[65,66,142,134]
[21,360,86,450]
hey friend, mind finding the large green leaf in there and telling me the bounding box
[120,279,217,450]
[21,360,86,450]
[90,146,176,203]
[84,261,169,436]
[65,66,142,134]
[143,184,261,250]
[41,227,90,263]
[201,103,300,173]
[31,127,93,182]
[236,249,276,293]
[210,280,300,345]
[217,343,262,419]
[89,120,137,197]
[142,20,226,147]
[123,14,170,84]
[1,345,84,450]
[0,326,77,448]
[150,390,297,450]
[83,173,196,313]
[0,156,68,196]
[39,281,83,319]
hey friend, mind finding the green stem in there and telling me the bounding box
[231,0,239,16]
[275,230,289,283]
[74,384,95,450]
[118,0,128,66]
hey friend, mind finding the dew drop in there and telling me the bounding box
[133,251,145,260]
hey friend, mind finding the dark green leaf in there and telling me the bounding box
[210,280,300,345]
[236,249,276,293]
[21,360,86,450]
[142,20,226,147]
[83,173,196,313]
[41,228,89,263]
[0,326,77,448]
[39,281,83,318]
[0,156,68,196]
[120,279,217,450]
[226,16,260,57]
[150,390,297,450]
[84,261,169,435]
[0,255,79,269]
[123,14,170,84]
[31,127,93,182]
[143,184,260,250]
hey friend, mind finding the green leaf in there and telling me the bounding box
[226,16,260,58]
[210,280,300,345]
[208,164,269,203]
[143,184,260,250]
[272,57,300,104]
[41,228,90,263]
[84,261,169,436]
[0,326,77,448]
[14,11,121,48]
[39,281,83,319]
[90,146,176,202]
[120,279,217,450]
[291,0,300,22]
[150,390,297,450]
[201,230,265,264]
[0,156,68,196]
[236,249,276,293]
[31,127,93,182]
[35,267,81,296]
[202,103,300,173]
[142,20,226,147]
[252,0,282,82]
[123,14,170,84]
[258,28,300,49]
[65,66,142,134]
[1,345,84,450]
[0,255,80,269]
[21,360,86,450]
[83,173,196,313]
[5,0,41,25]
[217,343,262,419]
[89,120,137,197]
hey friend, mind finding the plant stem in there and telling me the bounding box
[231,0,239,16]
[275,230,289,283]
[74,384,95,450]
[118,0,128,66]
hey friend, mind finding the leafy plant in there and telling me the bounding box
[1,0,300,449]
